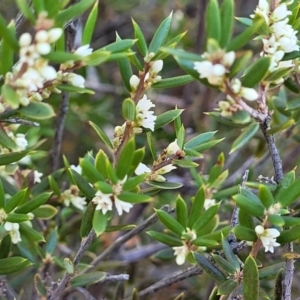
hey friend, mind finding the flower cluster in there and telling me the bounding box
[135,139,183,182]
[194,49,235,86]
[255,225,280,253]
[252,0,299,74]
[92,177,133,216]
[172,228,198,265]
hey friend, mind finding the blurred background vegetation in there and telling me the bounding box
[2,1,300,299]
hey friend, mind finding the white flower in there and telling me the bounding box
[151,60,163,74]
[194,61,226,86]
[70,164,82,174]
[221,51,235,67]
[129,75,140,90]
[4,222,22,244]
[47,28,63,43]
[70,196,87,210]
[204,199,216,210]
[14,133,28,150]
[38,65,57,81]
[74,44,93,57]
[33,170,43,183]
[255,225,280,253]
[134,163,151,175]
[114,197,133,215]
[36,42,51,55]
[172,243,189,265]
[166,139,180,155]
[92,191,113,214]
[271,3,292,22]
[135,95,157,131]
[35,30,49,43]
[240,87,259,101]
[19,33,32,47]
[67,73,85,88]
[62,187,87,210]
[157,165,177,175]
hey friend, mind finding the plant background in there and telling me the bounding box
[1,0,300,299]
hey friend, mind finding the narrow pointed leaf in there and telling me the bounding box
[277,176,300,208]
[276,225,300,243]
[89,121,113,149]
[156,209,185,236]
[176,195,188,227]
[71,272,107,287]
[193,204,219,232]
[232,194,265,217]
[132,19,148,56]
[14,192,51,214]
[212,254,237,274]
[220,0,234,48]
[233,225,257,241]
[206,0,221,43]
[258,184,274,209]
[218,279,238,295]
[243,256,259,300]
[80,202,95,237]
[122,98,136,121]
[0,179,4,208]
[185,131,217,150]
[152,75,194,89]
[0,13,19,51]
[71,169,96,200]
[93,209,107,236]
[116,138,135,179]
[154,109,184,130]
[147,231,182,247]
[188,187,205,228]
[259,263,285,279]
[0,257,32,275]
[82,0,98,45]
[222,237,240,271]
[118,57,133,92]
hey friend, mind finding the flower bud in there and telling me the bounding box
[19,33,32,47]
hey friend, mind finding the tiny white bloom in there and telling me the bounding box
[204,199,216,210]
[166,139,180,155]
[92,191,113,214]
[70,164,82,174]
[240,87,259,101]
[74,44,93,57]
[129,75,140,90]
[15,133,28,150]
[157,165,177,175]
[71,196,87,210]
[172,244,189,265]
[185,227,197,241]
[39,65,57,81]
[135,95,157,131]
[134,163,151,175]
[36,42,51,55]
[114,197,133,215]
[35,30,49,43]
[271,3,292,22]
[4,222,22,244]
[255,225,280,253]
[47,28,63,43]
[151,60,163,74]
[33,170,43,183]
[67,73,85,88]
[221,51,235,67]
[19,33,32,47]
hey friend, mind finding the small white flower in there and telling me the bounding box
[134,163,151,175]
[70,164,82,174]
[240,87,259,101]
[114,197,133,215]
[194,61,226,86]
[204,199,216,210]
[71,196,87,210]
[166,139,180,155]
[185,227,197,241]
[15,133,28,150]
[157,165,177,174]
[19,33,32,47]
[33,170,43,183]
[67,73,85,88]
[4,222,22,244]
[172,243,189,265]
[36,42,51,55]
[271,3,292,22]
[92,191,113,214]
[129,75,140,90]
[39,65,57,81]
[221,51,235,67]
[135,95,157,131]
[255,225,280,253]
[47,28,63,43]
[35,30,49,43]
[151,60,163,74]
[74,44,93,57]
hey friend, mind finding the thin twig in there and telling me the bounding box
[131,265,203,300]
[48,230,96,300]
[1,118,39,126]
[82,205,174,274]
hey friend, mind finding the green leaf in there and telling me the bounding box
[152,75,194,89]
[218,279,238,295]
[220,0,234,48]
[43,51,82,63]
[194,252,226,283]
[207,111,252,127]
[188,187,205,228]
[149,12,173,54]
[63,257,75,274]
[206,0,221,43]
[105,224,136,232]
[185,131,217,150]
[83,50,111,66]
[122,174,148,191]
[55,0,95,25]
[147,181,183,189]
[0,235,11,259]
[258,185,274,209]
[0,179,4,208]
[48,175,61,196]
[239,209,255,229]
[154,109,184,130]
[93,209,107,236]
[32,205,58,219]
[71,272,106,287]
[118,191,151,203]
[277,225,300,243]
[232,194,265,217]
[286,97,300,110]
[80,158,104,183]
[193,204,219,232]
[156,209,185,236]
[16,0,35,23]
[243,256,259,300]
[177,125,185,149]
[1,84,20,109]
[0,150,31,166]
[146,132,157,160]
[230,123,259,154]
[227,16,264,52]
[241,57,271,88]
[34,274,47,297]
[229,50,252,78]
[281,216,300,227]
[1,21,15,75]
[268,214,285,226]
[14,192,51,214]
[82,0,98,45]
[190,139,224,152]
[173,159,199,169]
[70,169,96,200]
[118,57,133,92]
[45,229,58,255]
[233,225,257,242]
[132,19,148,56]
[57,84,95,94]
[0,257,32,275]
[89,121,113,149]
[80,202,95,238]
[202,225,230,241]
[274,170,295,201]
[259,262,285,279]
[122,98,136,121]
[192,238,219,247]
[264,68,292,82]
[212,254,237,274]
[176,195,188,228]
[277,176,300,207]
[282,51,300,61]
[19,102,55,120]
[128,148,145,176]
[32,0,45,13]
[0,13,19,51]
[222,237,240,271]
[20,223,45,242]
[116,138,135,179]
[147,231,182,247]
[6,213,31,223]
